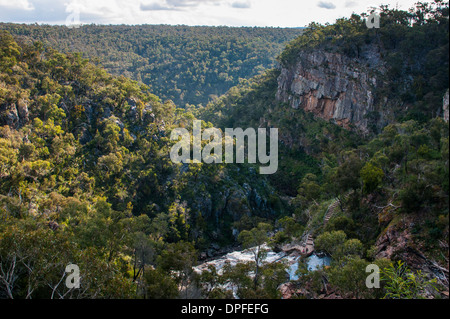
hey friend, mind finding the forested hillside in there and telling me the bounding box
[198,1,449,298]
[0,30,284,298]
[0,23,302,107]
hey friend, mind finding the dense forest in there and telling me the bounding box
[0,1,449,300]
[0,23,302,107]
[198,1,449,298]
[0,28,289,298]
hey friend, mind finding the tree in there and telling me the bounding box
[341,239,364,258]
[336,154,363,192]
[276,216,303,238]
[37,94,66,124]
[237,223,272,289]
[315,231,364,261]
[0,137,17,179]
[315,230,347,257]
[324,215,356,238]
[167,201,190,242]
[74,199,131,263]
[360,162,384,193]
[380,260,438,299]
[328,257,388,299]
[142,267,179,299]
[259,261,289,299]
[297,173,321,206]
[0,31,21,72]
[157,241,197,299]
[222,261,254,298]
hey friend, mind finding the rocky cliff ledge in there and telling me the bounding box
[276,49,384,133]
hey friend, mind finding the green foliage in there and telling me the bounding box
[142,267,179,299]
[1,24,302,107]
[327,257,389,299]
[238,223,272,284]
[279,2,449,123]
[297,173,321,206]
[238,222,272,249]
[198,69,350,195]
[1,1,449,299]
[202,256,288,299]
[315,230,365,263]
[0,218,135,298]
[314,230,347,257]
[360,162,384,193]
[0,30,21,72]
[381,261,438,299]
[336,154,364,192]
[324,216,357,238]
[0,31,284,299]
[276,216,304,240]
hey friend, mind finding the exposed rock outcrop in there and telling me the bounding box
[1,99,29,128]
[375,215,449,287]
[276,48,385,133]
[375,222,413,261]
[3,104,19,127]
[17,99,29,124]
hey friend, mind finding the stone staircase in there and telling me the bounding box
[283,198,341,257]
[324,199,340,225]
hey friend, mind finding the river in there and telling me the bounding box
[194,244,331,281]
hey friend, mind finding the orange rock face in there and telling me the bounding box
[276,49,384,133]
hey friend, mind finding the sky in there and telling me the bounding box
[0,0,430,27]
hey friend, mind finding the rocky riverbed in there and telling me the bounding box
[194,244,331,280]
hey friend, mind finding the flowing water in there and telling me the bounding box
[194,244,331,280]
[287,254,332,280]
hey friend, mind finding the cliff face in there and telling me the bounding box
[375,211,449,286]
[276,49,384,133]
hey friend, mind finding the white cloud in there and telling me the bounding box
[140,2,176,11]
[231,1,251,9]
[0,0,34,10]
[140,0,222,11]
[344,1,358,8]
[317,1,336,10]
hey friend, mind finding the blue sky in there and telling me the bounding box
[0,0,429,27]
